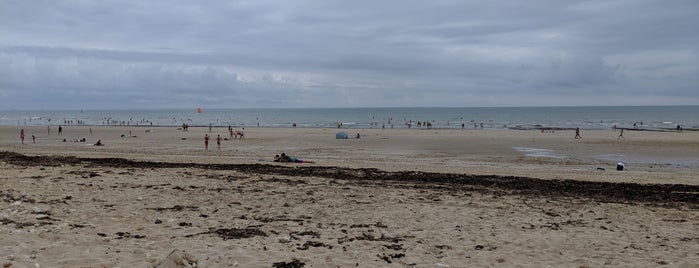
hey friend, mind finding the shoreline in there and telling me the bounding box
[5,123,697,132]
[3,106,698,132]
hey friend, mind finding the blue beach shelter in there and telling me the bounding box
[336,131,348,139]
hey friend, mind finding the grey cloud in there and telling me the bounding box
[1,0,698,109]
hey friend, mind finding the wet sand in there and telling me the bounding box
[1,126,698,267]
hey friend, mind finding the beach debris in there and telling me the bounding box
[337,233,405,244]
[297,241,333,250]
[255,215,309,223]
[2,152,698,205]
[272,258,305,268]
[378,253,405,263]
[350,222,387,228]
[113,231,146,239]
[186,227,267,240]
[212,227,267,240]
[474,244,497,251]
[290,230,321,238]
[149,249,199,268]
[384,244,404,250]
[149,205,199,212]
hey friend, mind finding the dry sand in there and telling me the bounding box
[1,125,698,267]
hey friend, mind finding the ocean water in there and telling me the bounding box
[1,106,697,130]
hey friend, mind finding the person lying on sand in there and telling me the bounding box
[275,153,314,163]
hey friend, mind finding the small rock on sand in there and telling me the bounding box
[149,249,200,268]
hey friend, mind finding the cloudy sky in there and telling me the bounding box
[1,0,698,109]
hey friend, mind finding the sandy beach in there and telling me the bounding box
[1,125,698,267]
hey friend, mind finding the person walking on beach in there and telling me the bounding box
[20,129,25,144]
[618,129,625,139]
[204,134,210,150]
[574,127,582,139]
[58,125,63,135]
[32,135,36,143]
[216,134,222,150]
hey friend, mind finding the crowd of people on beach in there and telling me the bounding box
[13,120,692,167]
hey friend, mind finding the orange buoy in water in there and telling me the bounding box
[197,107,202,113]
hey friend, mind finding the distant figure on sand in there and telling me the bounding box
[574,128,582,139]
[58,125,63,135]
[20,129,25,144]
[618,129,625,139]
[204,134,210,150]
[94,139,104,146]
[216,134,222,150]
[32,135,36,143]
[677,124,682,133]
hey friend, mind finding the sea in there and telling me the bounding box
[1,106,697,131]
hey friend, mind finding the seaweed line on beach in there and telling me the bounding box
[2,151,698,206]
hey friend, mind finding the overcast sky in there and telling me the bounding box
[1,0,698,110]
